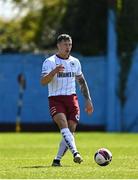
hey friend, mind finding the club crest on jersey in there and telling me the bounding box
[70,61,75,67]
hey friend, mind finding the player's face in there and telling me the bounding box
[57,40,72,57]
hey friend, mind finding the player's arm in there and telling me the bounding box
[41,64,64,86]
[76,74,94,114]
[40,71,56,85]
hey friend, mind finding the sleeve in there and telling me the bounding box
[41,59,52,76]
[76,60,82,76]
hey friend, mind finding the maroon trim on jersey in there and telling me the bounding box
[48,94,80,123]
[56,54,70,60]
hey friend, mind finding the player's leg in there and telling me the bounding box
[52,120,77,165]
[52,113,68,166]
[53,138,68,161]
[54,113,78,154]
[49,97,68,166]
[68,120,83,164]
[52,113,80,166]
[53,94,83,165]
[49,95,81,166]
[66,94,83,164]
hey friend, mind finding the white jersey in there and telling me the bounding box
[41,54,82,97]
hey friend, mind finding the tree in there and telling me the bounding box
[116,0,138,107]
[0,19,22,52]
[1,0,138,58]
[1,0,108,54]
[0,0,67,52]
[59,0,108,55]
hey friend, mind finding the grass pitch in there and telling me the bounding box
[0,132,138,179]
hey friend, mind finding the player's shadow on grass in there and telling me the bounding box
[20,165,71,168]
[21,165,51,168]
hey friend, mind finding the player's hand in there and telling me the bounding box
[85,99,94,115]
[55,64,65,73]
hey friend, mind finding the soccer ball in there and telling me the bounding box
[94,148,112,166]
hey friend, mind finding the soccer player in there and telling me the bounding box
[41,34,94,166]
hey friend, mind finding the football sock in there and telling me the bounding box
[61,128,77,155]
[55,138,68,160]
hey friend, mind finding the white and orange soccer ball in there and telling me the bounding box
[94,148,112,166]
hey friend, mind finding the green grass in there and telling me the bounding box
[0,132,138,179]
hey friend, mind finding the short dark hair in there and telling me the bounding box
[57,34,72,43]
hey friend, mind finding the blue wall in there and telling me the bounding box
[123,48,138,132]
[0,52,138,132]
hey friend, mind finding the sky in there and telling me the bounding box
[0,0,19,20]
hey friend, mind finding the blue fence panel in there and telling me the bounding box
[0,54,107,126]
[123,48,138,132]
[0,52,138,132]
[77,56,107,126]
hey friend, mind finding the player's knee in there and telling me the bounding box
[68,120,77,133]
[54,117,68,129]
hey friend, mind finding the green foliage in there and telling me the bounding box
[0,0,138,58]
[0,0,108,54]
[59,0,108,55]
[0,133,138,178]
[34,0,67,49]
[0,0,67,52]
[0,19,21,52]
